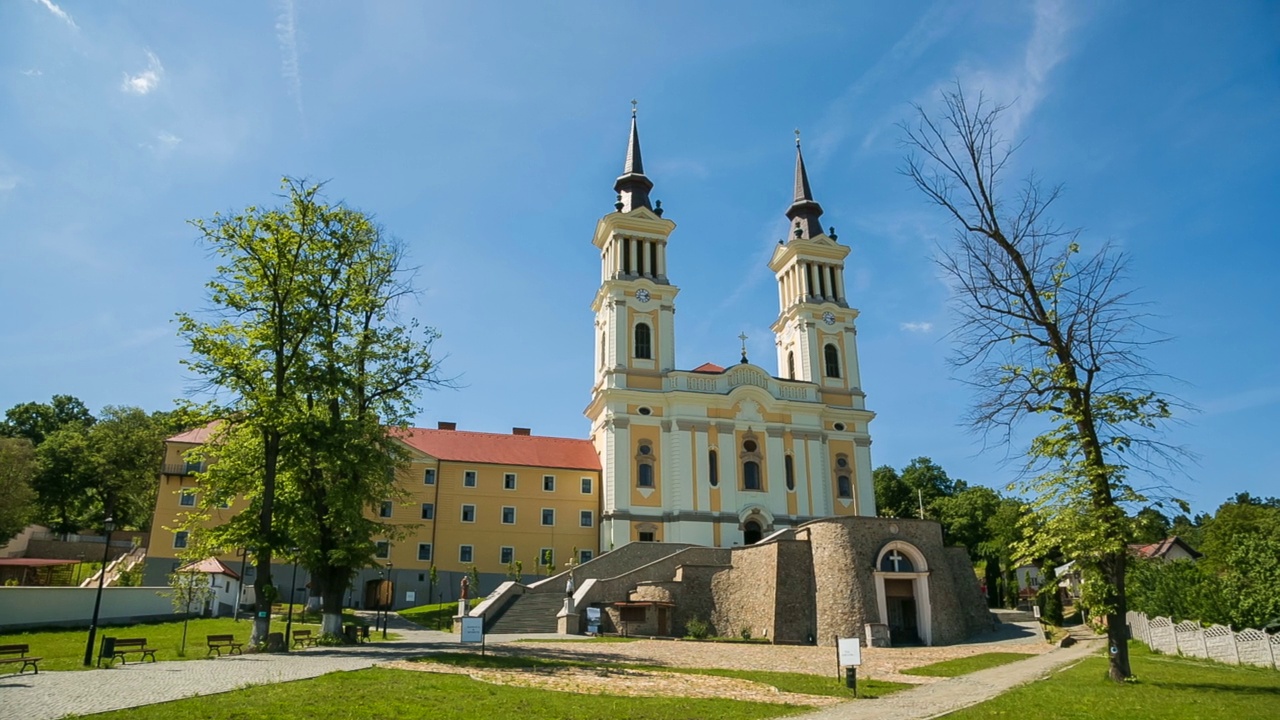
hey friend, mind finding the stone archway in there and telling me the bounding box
[873,541,932,645]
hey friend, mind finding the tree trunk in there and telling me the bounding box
[1102,550,1132,681]
[305,584,322,614]
[250,429,279,647]
[984,556,1002,608]
[317,567,349,638]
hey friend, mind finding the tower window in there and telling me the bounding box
[837,475,852,498]
[824,344,841,378]
[637,463,654,487]
[785,455,795,492]
[634,323,652,359]
[787,351,795,380]
[743,461,761,490]
[708,450,719,487]
[739,433,763,491]
[637,439,656,488]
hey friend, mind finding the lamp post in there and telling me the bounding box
[383,561,393,639]
[82,516,114,667]
[233,546,251,622]
[284,549,300,652]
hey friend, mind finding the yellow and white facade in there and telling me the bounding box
[586,115,877,550]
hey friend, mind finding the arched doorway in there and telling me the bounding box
[873,542,932,645]
[743,520,762,545]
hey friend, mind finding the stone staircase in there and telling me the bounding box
[484,592,565,634]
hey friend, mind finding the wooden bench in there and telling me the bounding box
[291,629,316,648]
[101,637,157,667]
[0,644,42,675]
[206,634,244,656]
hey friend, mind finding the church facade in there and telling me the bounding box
[588,110,877,551]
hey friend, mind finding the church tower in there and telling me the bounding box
[769,135,864,391]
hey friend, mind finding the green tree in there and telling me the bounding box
[874,457,962,520]
[1130,507,1173,545]
[1127,557,1225,625]
[33,426,97,534]
[0,395,95,445]
[85,406,168,530]
[902,87,1185,680]
[165,570,215,656]
[0,438,38,541]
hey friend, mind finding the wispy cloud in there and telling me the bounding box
[1199,385,1280,417]
[139,131,182,155]
[122,51,164,95]
[276,0,304,115]
[33,0,77,30]
[900,321,934,333]
[21,69,44,77]
[0,176,19,192]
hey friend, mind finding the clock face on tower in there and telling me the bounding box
[636,289,651,303]
[823,311,836,325]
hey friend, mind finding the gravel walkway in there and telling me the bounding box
[0,611,1091,720]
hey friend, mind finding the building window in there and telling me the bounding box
[542,508,555,526]
[379,500,393,518]
[634,322,652,359]
[420,503,435,520]
[785,455,796,492]
[836,455,849,468]
[787,351,795,380]
[543,475,555,492]
[504,473,517,490]
[743,461,762,490]
[417,543,433,562]
[579,549,593,564]
[581,477,592,494]
[824,344,840,378]
[424,468,436,485]
[539,548,554,567]
[459,545,473,564]
[580,510,593,528]
[708,450,719,487]
[184,459,203,474]
[179,490,196,507]
[638,531,655,542]
[636,440,656,488]
[463,470,477,487]
[502,506,516,524]
[740,433,763,491]
[500,546,514,565]
[837,475,852,498]
[375,541,390,559]
[879,549,914,572]
[461,504,476,523]
[173,531,189,549]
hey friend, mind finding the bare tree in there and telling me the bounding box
[900,85,1185,681]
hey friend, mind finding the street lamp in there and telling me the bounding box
[82,516,114,667]
[383,561,393,639]
[284,549,300,652]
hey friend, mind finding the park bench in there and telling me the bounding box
[101,637,157,667]
[206,634,244,656]
[0,644,42,675]
[291,629,317,648]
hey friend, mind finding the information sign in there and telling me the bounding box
[837,637,862,667]
[460,617,484,643]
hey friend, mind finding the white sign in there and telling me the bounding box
[460,616,484,643]
[405,591,416,603]
[1033,605,1041,619]
[586,607,601,622]
[837,637,862,666]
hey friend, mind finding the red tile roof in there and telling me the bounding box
[691,362,725,373]
[167,421,221,444]
[1129,536,1202,560]
[178,557,241,579]
[394,427,600,471]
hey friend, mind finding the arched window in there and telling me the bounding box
[824,344,840,378]
[879,548,915,572]
[837,475,852,498]
[787,351,795,380]
[634,323,652,359]
[636,440,656,488]
[784,455,795,492]
[743,461,761,490]
[739,433,763,491]
[708,450,719,487]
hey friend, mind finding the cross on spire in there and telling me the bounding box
[614,100,653,212]
[739,332,749,364]
[786,128,824,240]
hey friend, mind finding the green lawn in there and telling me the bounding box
[902,652,1036,677]
[943,643,1280,719]
[71,666,810,720]
[419,651,910,699]
[0,611,373,671]
[398,600,477,630]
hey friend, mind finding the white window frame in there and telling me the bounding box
[424,468,436,485]
[459,545,474,563]
[375,541,390,559]
[417,543,433,562]
[461,504,476,523]
[501,506,516,525]
[581,477,592,494]
[503,473,517,490]
[421,503,435,520]
[499,546,515,565]
[179,490,196,507]
[173,531,189,549]
[543,475,556,492]
[379,500,393,518]
[580,510,593,528]
[539,548,554,566]
[463,470,477,487]
[579,549,593,564]
[541,508,555,526]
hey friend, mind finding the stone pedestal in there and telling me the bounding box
[557,598,579,635]
[865,623,891,648]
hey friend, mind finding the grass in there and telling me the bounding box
[902,652,1036,677]
[0,610,375,671]
[70,666,810,719]
[418,651,910,699]
[398,599,478,630]
[942,642,1280,719]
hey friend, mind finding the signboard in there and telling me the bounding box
[405,591,416,603]
[585,607,601,635]
[1033,605,1041,619]
[837,637,862,667]
[460,616,484,643]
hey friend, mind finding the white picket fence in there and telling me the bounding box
[1128,611,1279,669]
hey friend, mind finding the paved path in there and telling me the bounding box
[0,611,1099,720]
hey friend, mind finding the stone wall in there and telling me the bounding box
[1129,611,1279,670]
[710,542,779,641]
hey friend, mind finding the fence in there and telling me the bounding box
[1128,611,1279,670]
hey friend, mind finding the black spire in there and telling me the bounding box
[614,100,654,212]
[786,130,824,240]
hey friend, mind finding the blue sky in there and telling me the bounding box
[2,1,1276,516]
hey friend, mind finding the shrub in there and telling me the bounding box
[684,617,709,639]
